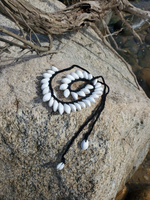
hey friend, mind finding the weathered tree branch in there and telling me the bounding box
[0,0,107,36]
[123,0,150,19]
[0,0,149,51]
[0,0,150,89]
[0,0,112,54]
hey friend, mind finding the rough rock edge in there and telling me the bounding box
[0,0,150,200]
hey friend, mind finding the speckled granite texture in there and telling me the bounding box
[0,0,150,200]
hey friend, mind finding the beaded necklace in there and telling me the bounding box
[41,65,109,170]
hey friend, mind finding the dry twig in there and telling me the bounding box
[88,22,140,89]
[115,8,143,44]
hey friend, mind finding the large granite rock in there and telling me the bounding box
[0,0,150,199]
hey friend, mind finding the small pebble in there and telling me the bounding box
[144,175,149,180]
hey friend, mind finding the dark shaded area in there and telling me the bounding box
[108,0,150,99]
[59,0,79,6]
[125,150,150,199]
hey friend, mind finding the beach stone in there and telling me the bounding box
[127,186,150,200]
[123,38,139,55]
[1,1,150,200]
[138,46,150,68]
[136,68,150,98]
[147,27,150,34]
[145,34,150,45]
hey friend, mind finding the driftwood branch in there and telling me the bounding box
[115,7,143,44]
[0,0,149,53]
[0,0,110,53]
[0,0,106,35]
[0,0,150,89]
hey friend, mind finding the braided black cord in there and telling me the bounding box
[60,75,109,164]
[43,64,109,165]
[49,65,91,102]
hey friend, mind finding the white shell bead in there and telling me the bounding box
[81,88,90,94]
[49,97,54,107]
[71,92,78,100]
[60,84,68,90]
[53,100,58,112]
[95,82,102,88]
[83,71,88,79]
[85,84,93,89]
[95,86,103,90]
[41,78,49,84]
[91,94,99,99]
[77,91,86,97]
[41,83,49,90]
[61,78,71,84]
[94,87,103,92]
[69,103,76,112]
[64,89,70,98]
[57,162,64,170]
[47,70,55,74]
[74,103,81,110]
[93,79,97,85]
[59,103,64,115]
[65,74,75,81]
[83,99,91,107]
[88,74,93,80]
[93,91,103,95]
[70,72,79,79]
[43,73,52,78]
[42,87,49,95]
[43,93,51,102]
[94,91,103,95]
[75,70,84,78]
[81,139,89,150]
[87,96,95,103]
[51,66,59,72]
[78,101,86,108]
[64,104,71,114]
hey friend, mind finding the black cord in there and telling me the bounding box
[49,64,99,103]
[46,65,109,165]
[61,80,109,164]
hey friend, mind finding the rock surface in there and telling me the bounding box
[115,185,128,200]
[0,1,150,200]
